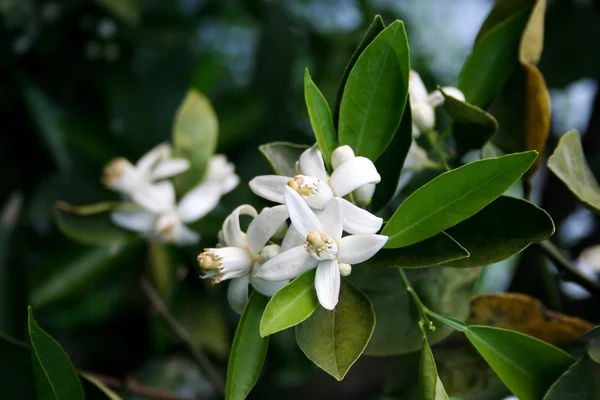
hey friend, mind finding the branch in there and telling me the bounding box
[140,277,226,395]
[538,240,600,297]
[84,372,197,400]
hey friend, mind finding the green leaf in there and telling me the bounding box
[372,100,413,211]
[226,292,269,400]
[548,130,600,214]
[333,15,385,129]
[258,142,309,177]
[260,270,318,337]
[459,9,531,108]
[28,307,85,400]
[172,90,218,193]
[428,312,468,333]
[466,325,574,400]
[582,326,600,364]
[54,201,134,246]
[0,334,36,399]
[295,280,375,380]
[444,196,554,268]
[382,151,538,248]
[347,267,478,355]
[440,88,498,157]
[543,356,600,399]
[304,69,337,169]
[368,232,469,268]
[338,20,410,162]
[81,373,123,400]
[419,329,450,400]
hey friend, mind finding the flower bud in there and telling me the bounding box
[411,102,436,134]
[353,183,376,206]
[331,145,355,170]
[441,86,465,102]
[338,262,352,276]
[258,244,281,264]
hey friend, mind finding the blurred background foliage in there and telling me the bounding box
[2,0,600,399]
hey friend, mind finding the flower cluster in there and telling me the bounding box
[103,143,239,246]
[198,145,388,312]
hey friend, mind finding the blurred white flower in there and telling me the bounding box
[255,187,387,310]
[249,146,383,234]
[198,205,290,314]
[561,244,600,300]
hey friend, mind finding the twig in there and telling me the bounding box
[84,372,196,400]
[398,268,435,331]
[140,277,226,395]
[538,240,600,297]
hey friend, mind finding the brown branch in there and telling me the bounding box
[84,372,197,400]
[140,277,226,395]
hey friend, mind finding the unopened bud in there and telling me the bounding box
[411,102,436,134]
[353,183,376,206]
[331,145,355,170]
[339,262,352,276]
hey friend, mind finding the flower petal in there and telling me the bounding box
[249,175,289,204]
[136,143,170,175]
[283,186,323,236]
[247,205,289,258]
[338,234,388,264]
[111,210,154,233]
[315,259,340,310]
[221,205,258,248]
[254,245,318,281]
[227,274,250,315]
[177,182,222,223]
[353,183,376,206]
[321,198,342,241]
[151,158,190,180]
[330,157,381,197]
[132,181,175,213]
[173,224,200,246]
[298,145,328,181]
[339,198,382,234]
[280,224,305,251]
[409,70,429,104]
[331,145,355,170]
[250,272,288,296]
[427,87,465,107]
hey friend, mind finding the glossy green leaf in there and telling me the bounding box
[226,292,269,400]
[369,232,469,268]
[28,307,84,400]
[80,373,122,400]
[445,196,554,268]
[582,326,600,364]
[260,270,318,337]
[172,90,218,193]
[304,69,337,169]
[338,20,410,162]
[548,130,600,214]
[382,151,538,248]
[466,326,574,400]
[419,329,450,400]
[347,267,479,356]
[54,201,134,246]
[543,356,600,400]
[372,100,413,211]
[0,334,35,399]
[440,88,498,157]
[333,15,385,129]
[258,142,309,177]
[295,280,375,380]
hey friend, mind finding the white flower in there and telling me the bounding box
[254,187,388,310]
[249,146,383,235]
[409,70,465,136]
[111,155,239,246]
[103,143,191,213]
[198,205,290,314]
[331,145,376,206]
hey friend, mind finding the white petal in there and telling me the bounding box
[173,224,200,246]
[404,142,430,171]
[222,174,240,194]
[246,205,289,258]
[280,224,305,251]
[338,234,388,264]
[206,247,254,280]
[227,275,250,315]
[136,143,170,175]
[132,181,176,213]
[321,198,342,240]
[221,205,257,248]
[412,103,436,134]
[111,210,154,233]
[254,246,318,281]
[339,198,383,234]
[330,157,381,197]
[298,145,328,181]
[427,90,445,108]
[315,259,340,310]
[250,272,288,296]
[331,145,355,170]
[151,158,190,181]
[177,182,222,223]
[249,175,289,204]
[283,186,323,237]
[409,70,429,104]
[303,180,335,209]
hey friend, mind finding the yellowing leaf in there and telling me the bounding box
[523,63,550,173]
[467,293,594,345]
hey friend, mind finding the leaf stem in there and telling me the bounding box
[82,372,195,400]
[398,268,435,331]
[537,240,600,297]
[140,277,225,394]
[426,130,450,171]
